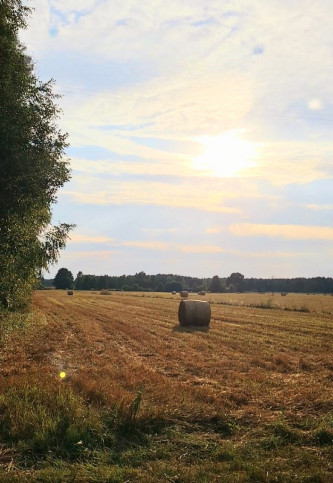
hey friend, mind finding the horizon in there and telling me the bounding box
[43,271,333,281]
[21,1,333,280]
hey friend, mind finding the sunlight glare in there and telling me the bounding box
[193,130,258,177]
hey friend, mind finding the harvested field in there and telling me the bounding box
[0,290,332,481]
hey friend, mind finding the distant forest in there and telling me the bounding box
[43,271,333,294]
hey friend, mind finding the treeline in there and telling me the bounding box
[47,270,333,294]
[243,277,333,294]
[74,271,210,293]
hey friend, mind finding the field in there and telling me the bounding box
[0,290,332,482]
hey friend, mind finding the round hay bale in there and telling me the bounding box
[178,300,211,327]
[172,291,177,295]
[67,290,74,295]
[180,291,188,298]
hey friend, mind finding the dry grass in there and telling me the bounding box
[0,290,332,481]
[203,291,333,313]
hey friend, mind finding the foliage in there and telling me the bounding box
[164,280,183,292]
[0,0,74,309]
[73,271,203,292]
[209,275,224,293]
[53,268,74,290]
[243,276,333,294]
[227,272,244,292]
[53,271,333,294]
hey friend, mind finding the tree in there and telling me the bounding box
[53,268,74,290]
[164,280,183,292]
[74,271,84,289]
[209,275,223,293]
[0,1,74,308]
[227,272,244,292]
[155,281,164,292]
[98,275,109,290]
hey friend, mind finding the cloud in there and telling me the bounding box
[36,1,243,64]
[230,248,304,259]
[23,0,333,114]
[62,175,245,213]
[142,228,178,235]
[70,156,194,178]
[22,1,333,189]
[306,204,333,211]
[66,238,227,254]
[121,241,168,250]
[205,226,228,234]
[19,1,333,280]
[119,241,225,253]
[60,250,117,260]
[245,140,330,186]
[180,244,225,254]
[230,223,333,241]
[68,233,114,243]
[61,70,254,144]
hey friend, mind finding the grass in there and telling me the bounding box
[0,291,332,481]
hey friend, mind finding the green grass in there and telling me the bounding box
[0,377,331,481]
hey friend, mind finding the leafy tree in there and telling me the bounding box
[209,275,223,293]
[155,281,164,292]
[74,271,84,289]
[82,275,96,290]
[98,275,108,290]
[53,268,74,290]
[0,1,74,308]
[227,273,244,292]
[164,280,183,292]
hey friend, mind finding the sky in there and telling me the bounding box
[21,0,333,280]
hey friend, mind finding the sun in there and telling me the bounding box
[193,130,258,178]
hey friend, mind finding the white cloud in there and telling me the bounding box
[23,1,333,111]
[61,69,254,146]
[62,176,242,213]
[246,140,330,186]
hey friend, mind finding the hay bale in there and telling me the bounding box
[198,291,206,295]
[67,290,74,295]
[172,291,177,295]
[178,300,211,327]
[180,291,188,298]
[100,290,111,295]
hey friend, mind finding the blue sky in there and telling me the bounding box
[21,0,333,279]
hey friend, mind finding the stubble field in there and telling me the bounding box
[0,290,332,481]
